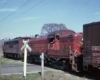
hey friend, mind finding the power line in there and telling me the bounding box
[12,0,45,19]
[0,0,45,26]
[15,0,33,11]
[0,0,33,23]
[0,0,10,8]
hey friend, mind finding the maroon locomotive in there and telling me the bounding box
[27,29,83,72]
[3,37,31,59]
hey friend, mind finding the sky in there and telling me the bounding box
[0,0,100,39]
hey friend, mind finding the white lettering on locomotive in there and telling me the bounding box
[91,46,100,51]
[92,53,100,56]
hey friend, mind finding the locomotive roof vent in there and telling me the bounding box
[35,34,39,38]
[78,32,82,34]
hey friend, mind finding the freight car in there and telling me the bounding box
[83,22,100,75]
[3,37,31,59]
[27,29,83,72]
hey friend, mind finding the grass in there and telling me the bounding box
[1,71,90,80]
[1,57,23,66]
[1,73,40,80]
[1,71,63,80]
[0,71,54,80]
[0,57,92,80]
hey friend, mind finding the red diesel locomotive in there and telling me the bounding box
[27,29,83,72]
[3,29,83,72]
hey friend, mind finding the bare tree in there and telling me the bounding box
[41,23,67,36]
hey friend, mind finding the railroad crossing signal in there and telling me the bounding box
[21,39,32,80]
[21,39,31,51]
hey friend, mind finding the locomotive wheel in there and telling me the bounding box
[21,54,24,62]
[27,56,30,63]
[6,53,8,58]
[65,63,71,71]
[48,61,53,67]
[21,57,24,62]
[17,54,20,59]
[4,53,6,58]
[27,57,33,63]
[14,54,18,60]
[14,54,17,59]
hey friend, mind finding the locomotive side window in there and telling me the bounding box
[14,41,19,44]
[68,31,73,38]
[8,42,13,48]
[48,36,55,43]
[5,42,9,45]
[68,31,72,35]
[9,44,13,48]
[61,31,65,35]
[56,34,59,40]
[8,41,19,48]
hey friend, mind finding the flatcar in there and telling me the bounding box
[3,37,31,59]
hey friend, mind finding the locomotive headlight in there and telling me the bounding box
[75,34,77,36]
[81,37,83,41]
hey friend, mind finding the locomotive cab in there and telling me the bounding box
[48,35,55,49]
[48,33,60,50]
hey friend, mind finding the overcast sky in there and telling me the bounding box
[0,0,100,39]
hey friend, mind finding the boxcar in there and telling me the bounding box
[83,22,100,74]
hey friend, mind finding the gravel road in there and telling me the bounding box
[1,63,58,75]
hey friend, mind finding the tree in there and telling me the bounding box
[41,23,67,36]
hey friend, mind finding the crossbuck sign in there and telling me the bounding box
[21,39,32,79]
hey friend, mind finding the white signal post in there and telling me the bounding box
[21,39,32,80]
[40,53,44,78]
